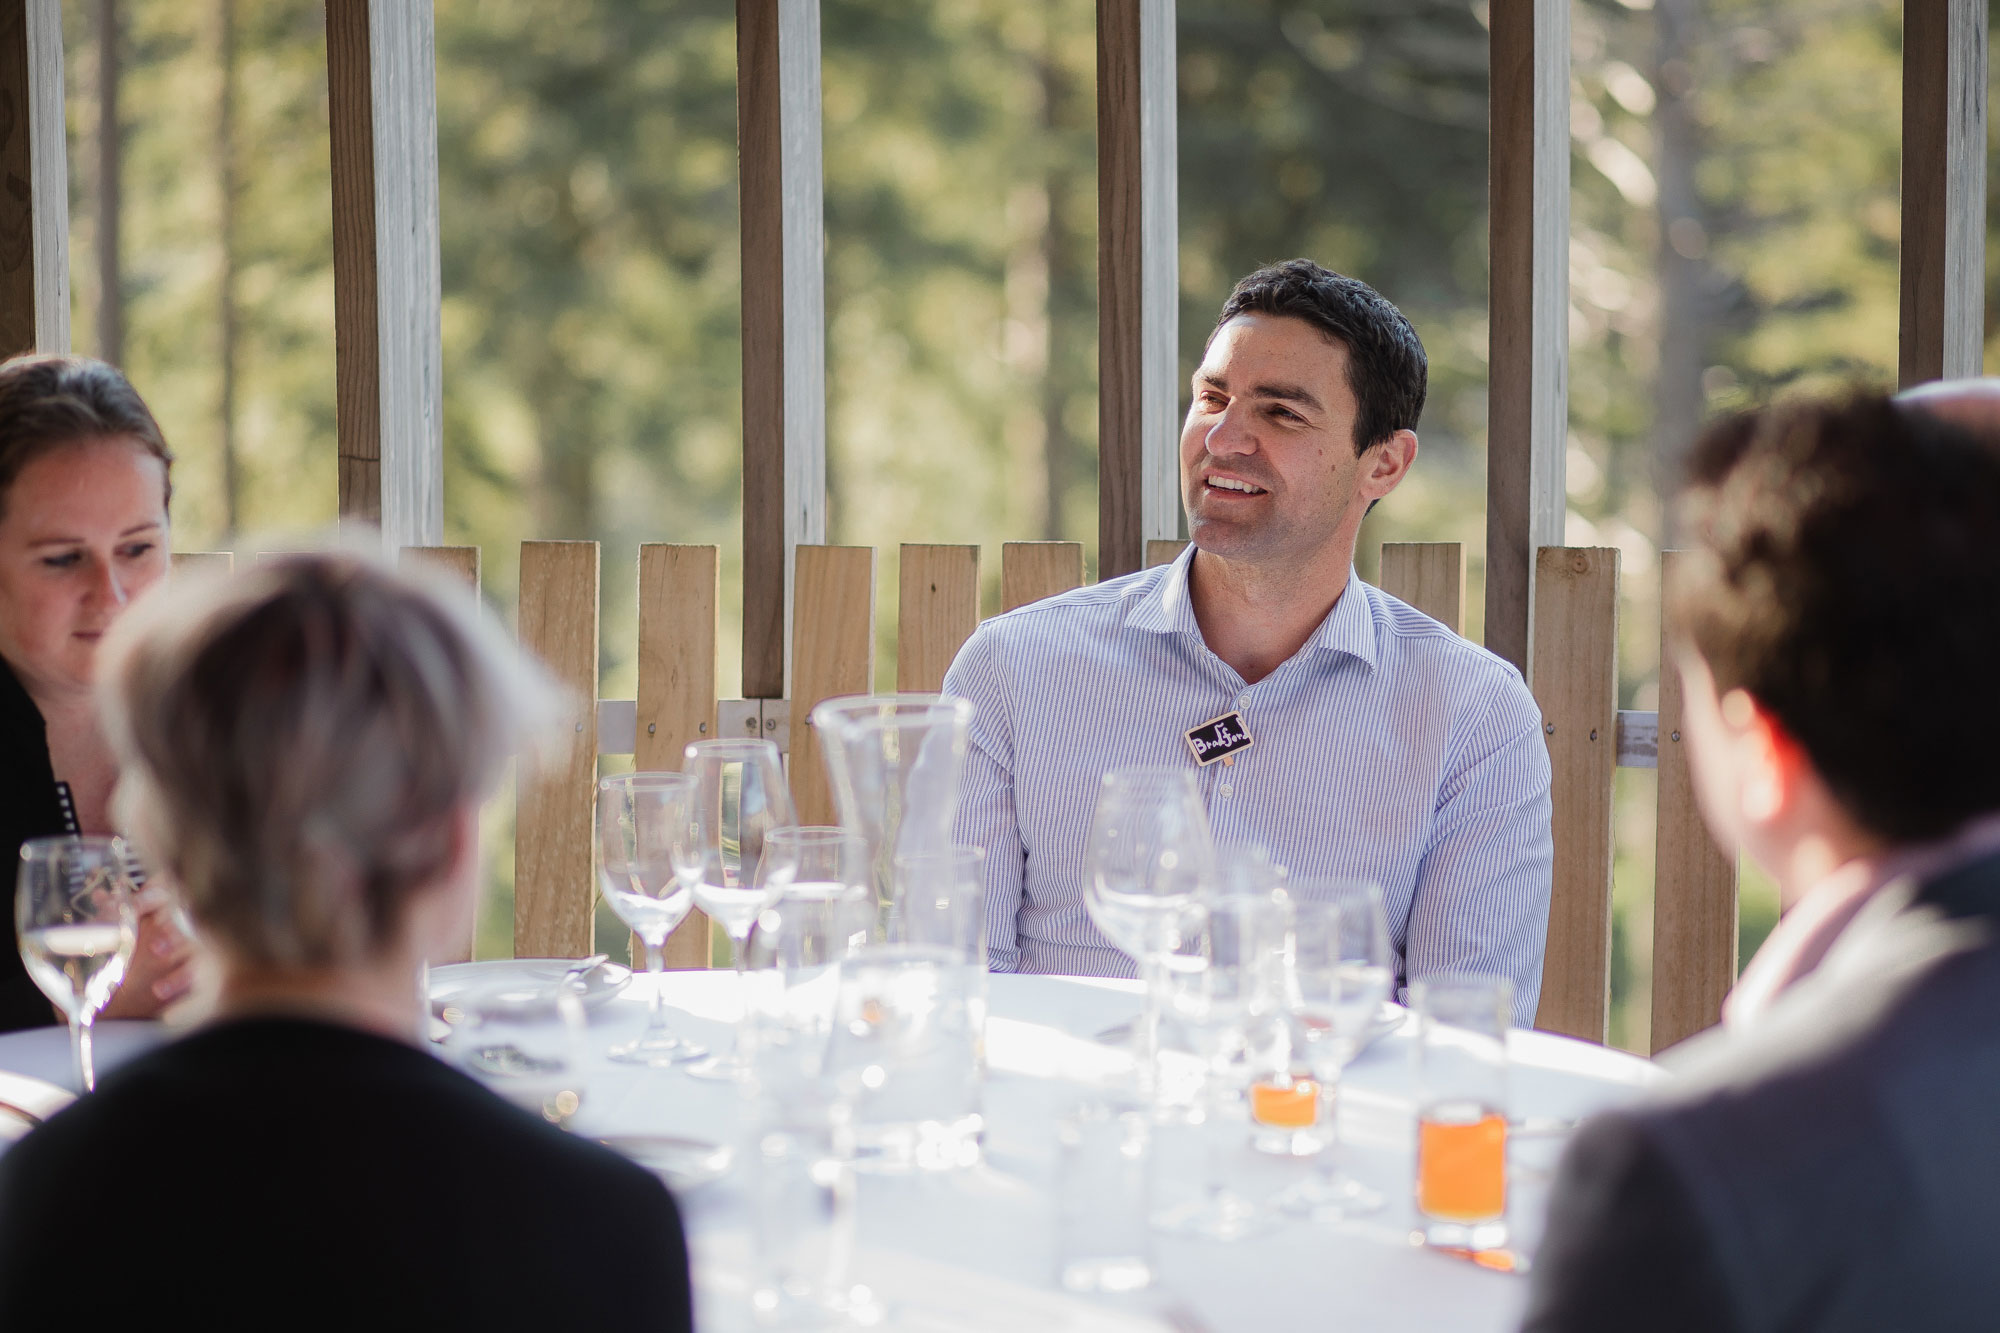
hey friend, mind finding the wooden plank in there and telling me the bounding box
[326,0,443,547]
[738,0,826,700]
[0,0,69,356]
[1651,550,1739,1052]
[897,544,980,694]
[169,551,234,576]
[400,544,478,594]
[637,544,719,969]
[1530,546,1618,1044]
[1145,538,1187,568]
[1001,540,1085,612]
[787,545,875,826]
[515,540,599,959]
[1379,541,1465,634]
[1095,0,1178,580]
[1484,0,1568,674]
[1898,0,1987,387]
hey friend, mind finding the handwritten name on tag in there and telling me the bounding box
[1185,711,1254,767]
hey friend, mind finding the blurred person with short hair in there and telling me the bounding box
[1521,395,2000,1331]
[0,550,694,1331]
[0,353,195,1029]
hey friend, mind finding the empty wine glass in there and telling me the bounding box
[1274,878,1394,1218]
[678,739,798,1082]
[598,771,705,1065]
[17,836,139,1092]
[1082,766,1217,1101]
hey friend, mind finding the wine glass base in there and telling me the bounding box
[1152,1191,1268,1241]
[1275,1172,1385,1219]
[608,1034,707,1066]
[683,1052,751,1083]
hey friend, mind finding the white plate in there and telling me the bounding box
[429,958,632,1019]
[597,1134,734,1192]
[1098,1001,1406,1053]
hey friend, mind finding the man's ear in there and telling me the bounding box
[1726,689,1812,826]
[1360,429,1418,503]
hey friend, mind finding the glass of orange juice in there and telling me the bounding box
[1412,974,1512,1252]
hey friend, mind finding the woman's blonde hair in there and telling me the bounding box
[96,548,560,968]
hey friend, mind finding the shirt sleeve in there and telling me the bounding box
[942,625,1026,973]
[1518,1112,1741,1333]
[1403,667,1552,1024]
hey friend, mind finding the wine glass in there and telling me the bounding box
[1082,766,1217,1101]
[597,771,705,1065]
[678,739,798,1082]
[17,836,139,1092]
[1273,878,1394,1218]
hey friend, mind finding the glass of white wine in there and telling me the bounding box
[17,836,139,1092]
[678,739,798,1082]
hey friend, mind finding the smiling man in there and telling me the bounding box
[942,260,1552,1021]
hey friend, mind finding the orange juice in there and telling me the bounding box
[1250,1078,1319,1129]
[1416,1105,1506,1220]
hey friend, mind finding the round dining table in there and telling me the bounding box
[0,968,1665,1332]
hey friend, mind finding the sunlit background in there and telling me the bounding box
[57,0,2000,1051]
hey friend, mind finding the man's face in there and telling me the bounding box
[1180,313,1392,565]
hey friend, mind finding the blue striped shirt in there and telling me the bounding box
[941,547,1552,1025]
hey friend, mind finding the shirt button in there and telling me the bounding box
[1236,694,1249,709]
[1219,783,1233,797]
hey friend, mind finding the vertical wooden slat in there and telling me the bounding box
[400,544,478,594]
[738,0,826,700]
[1651,551,1739,1052]
[401,544,480,964]
[0,0,69,357]
[1001,540,1085,612]
[1145,538,1187,568]
[1095,0,1178,580]
[637,544,719,969]
[1485,0,1569,674]
[327,0,443,548]
[1898,0,1987,387]
[1379,541,1465,634]
[169,551,235,576]
[1530,546,1618,1044]
[515,541,599,959]
[787,545,876,827]
[897,544,979,694]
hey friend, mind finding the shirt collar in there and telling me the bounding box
[1125,545,1381,672]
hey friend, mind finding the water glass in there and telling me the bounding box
[742,835,875,1104]
[827,944,984,1171]
[1055,1104,1153,1294]
[17,836,139,1092]
[1412,973,1512,1251]
[752,1112,876,1328]
[451,982,590,1127]
[598,771,704,1065]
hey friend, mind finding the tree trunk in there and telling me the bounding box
[217,0,240,535]
[1652,0,1714,530]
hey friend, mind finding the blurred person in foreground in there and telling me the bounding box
[1521,395,2000,1331]
[0,354,195,1028]
[0,551,694,1330]
[945,259,1551,1021]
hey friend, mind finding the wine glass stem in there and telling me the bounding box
[1316,1068,1344,1182]
[726,927,751,1060]
[71,1013,94,1093]
[644,942,667,1032]
[1138,955,1165,1097]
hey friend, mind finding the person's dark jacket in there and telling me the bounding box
[1521,850,2000,1333]
[0,1017,696,1331]
[0,656,65,1031]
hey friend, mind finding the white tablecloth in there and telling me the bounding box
[0,971,1666,1332]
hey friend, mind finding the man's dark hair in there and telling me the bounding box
[0,353,173,522]
[1670,394,2000,842]
[1212,259,1427,456]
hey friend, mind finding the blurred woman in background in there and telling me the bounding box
[0,550,694,1328]
[0,355,194,1029]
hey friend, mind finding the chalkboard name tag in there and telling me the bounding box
[1185,711,1254,767]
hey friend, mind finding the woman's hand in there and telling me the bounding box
[101,887,198,1019]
